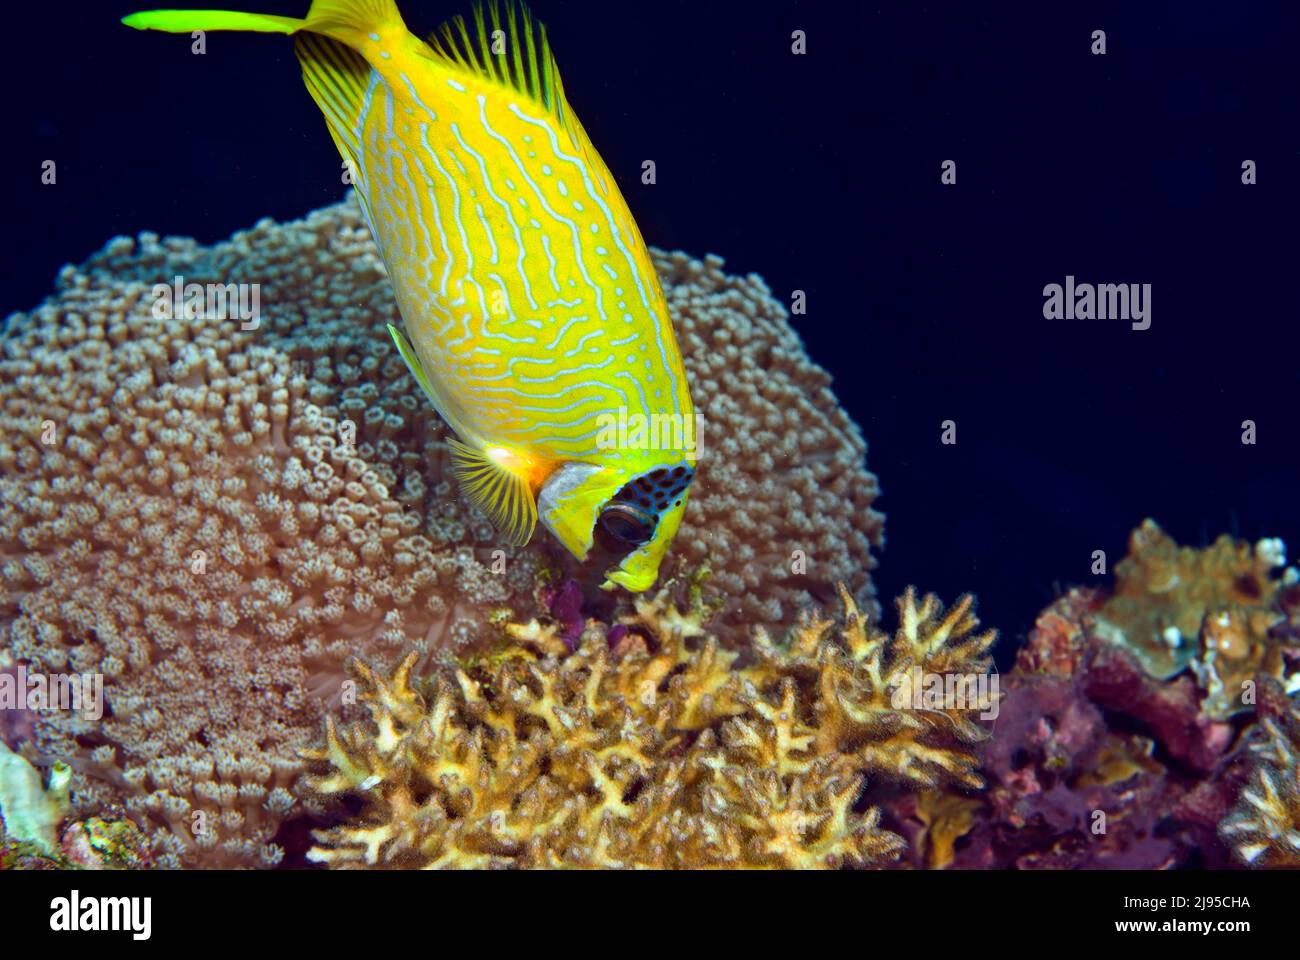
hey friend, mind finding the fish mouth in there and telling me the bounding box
[586,508,655,589]
[599,496,690,593]
[536,462,692,593]
[598,539,664,593]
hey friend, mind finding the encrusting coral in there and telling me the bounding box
[1220,700,1300,867]
[926,594,1204,869]
[0,197,882,866]
[303,582,995,868]
[903,556,1299,871]
[1088,520,1295,715]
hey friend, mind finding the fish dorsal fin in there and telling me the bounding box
[447,438,538,547]
[421,0,578,144]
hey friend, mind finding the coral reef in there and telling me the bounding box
[3,812,153,871]
[895,586,1255,869]
[891,789,982,869]
[952,522,1300,872]
[58,815,154,869]
[0,198,881,866]
[1220,701,1300,867]
[1088,520,1295,714]
[304,582,993,868]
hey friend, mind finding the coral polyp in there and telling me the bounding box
[303,583,996,868]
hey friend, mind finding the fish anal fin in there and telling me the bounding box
[447,438,538,547]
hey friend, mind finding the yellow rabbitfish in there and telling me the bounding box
[124,0,697,591]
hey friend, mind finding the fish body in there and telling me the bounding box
[124,0,697,590]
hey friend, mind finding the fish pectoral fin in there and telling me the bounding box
[447,439,537,547]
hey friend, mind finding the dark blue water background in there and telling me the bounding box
[6,1,1299,661]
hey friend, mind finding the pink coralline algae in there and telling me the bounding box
[892,589,1258,870]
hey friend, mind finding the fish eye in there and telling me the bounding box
[598,502,655,545]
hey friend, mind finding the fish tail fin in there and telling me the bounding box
[124,2,405,208]
[123,0,404,45]
[447,439,538,547]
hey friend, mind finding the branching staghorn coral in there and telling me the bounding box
[747,587,997,789]
[1220,702,1300,867]
[304,583,995,868]
[0,198,882,866]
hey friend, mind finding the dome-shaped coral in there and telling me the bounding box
[0,197,882,866]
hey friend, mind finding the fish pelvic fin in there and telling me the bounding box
[386,323,473,440]
[447,439,538,548]
[124,1,403,44]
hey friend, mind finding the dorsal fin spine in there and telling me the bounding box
[521,6,540,100]
[507,2,526,98]
[423,1,572,138]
